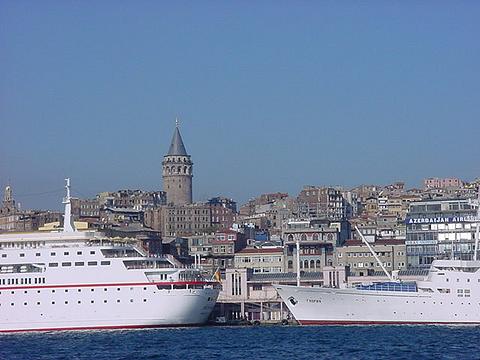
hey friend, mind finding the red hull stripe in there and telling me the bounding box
[0,323,202,333]
[0,281,219,291]
[299,320,480,325]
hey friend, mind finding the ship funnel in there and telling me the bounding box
[62,178,76,233]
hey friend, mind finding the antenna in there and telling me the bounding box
[354,226,394,282]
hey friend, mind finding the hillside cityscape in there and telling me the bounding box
[1,124,479,322]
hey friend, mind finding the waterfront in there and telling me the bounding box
[1,325,479,360]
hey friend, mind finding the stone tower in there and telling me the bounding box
[162,122,193,205]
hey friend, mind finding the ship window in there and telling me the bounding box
[90,251,95,255]
[104,300,107,303]
[77,251,82,255]
[52,290,55,293]
[88,261,97,266]
[91,300,94,303]
[101,261,110,266]
[65,289,69,293]
[51,252,56,256]
[1,254,6,258]
[37,302,40,305]
[78,289,81,292]
[52,301,55,305]
[64,252,69,256]
[65,301,68,304]
[62,262,71,267]
[117,300,120,303]
[77,301,81,304]
[20,253,25,257]
[49,263,58,267]
[117,288,120,291]
[104,288,107,291]
[36,253,41,257]
[11,303,14,306]
[23,302,27,306]
[143,299,147,302]
[75,262,84,266]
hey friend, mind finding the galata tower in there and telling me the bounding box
[162,121,193,205]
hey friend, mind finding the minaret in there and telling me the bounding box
[162,120,193,205]
[2,184,16,212]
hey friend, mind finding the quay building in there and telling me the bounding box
[405,198,478,269]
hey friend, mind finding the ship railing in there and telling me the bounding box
[356,282,417,292]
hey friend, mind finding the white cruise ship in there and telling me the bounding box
[276,213,480,325]
[0,180,220,332]
[276,259,480,325]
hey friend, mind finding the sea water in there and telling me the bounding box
[1,325,479,360]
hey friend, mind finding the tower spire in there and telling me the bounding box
[167,121,188,156]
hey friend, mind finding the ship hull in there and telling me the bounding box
[275,285,480,325]
[0,283,219,332]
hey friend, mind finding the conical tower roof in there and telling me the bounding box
[167,125,188,156]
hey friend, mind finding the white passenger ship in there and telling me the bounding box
[276,208,480,325]
[276,259,480,325]
[0,180,220,332]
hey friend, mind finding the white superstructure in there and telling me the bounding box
[276,259,480,325]
[0,180,220,332]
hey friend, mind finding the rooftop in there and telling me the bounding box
[167,126,188,156]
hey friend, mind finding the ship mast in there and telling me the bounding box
[474,186,480,261]
[62,178,76,233]
[354,225,394,282]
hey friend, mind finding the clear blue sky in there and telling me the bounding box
[1,1,479,210]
